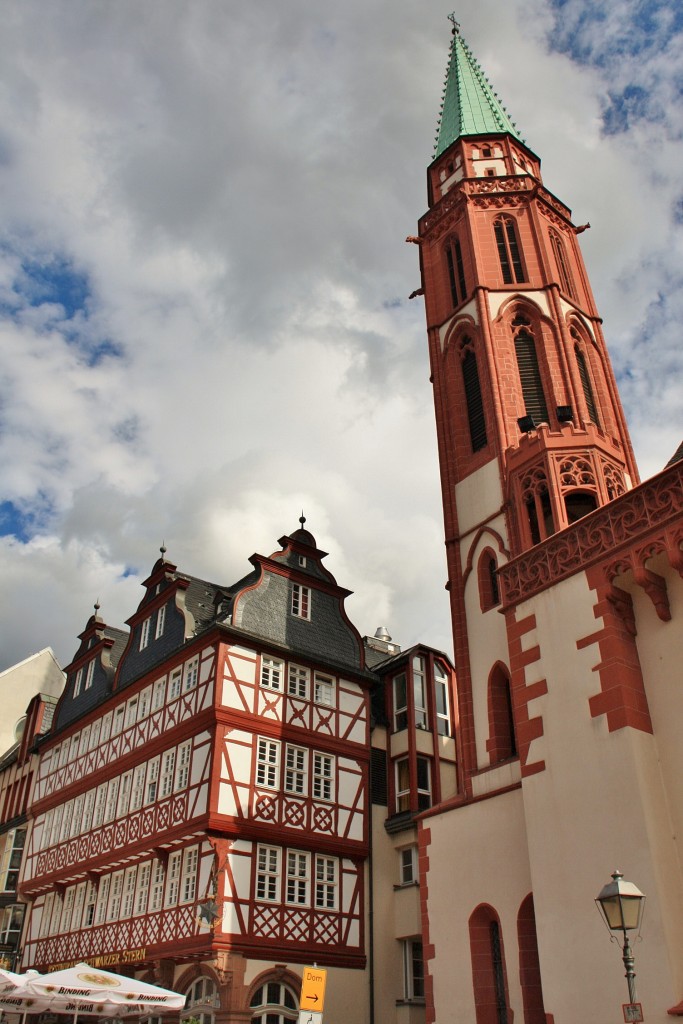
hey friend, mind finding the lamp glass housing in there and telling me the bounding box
[596,872,645,933]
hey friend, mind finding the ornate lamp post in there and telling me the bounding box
[596,870,646,1010]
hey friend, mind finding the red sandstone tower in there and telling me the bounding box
[415,19,639,789]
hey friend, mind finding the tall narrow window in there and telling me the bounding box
[291,583,311,620]
[446,236,467,307]
[461,346,488,451]
[494,217,526,284]
[575,345,600,426]
[256,738,280,789]
[514,321,549,426]
[139,617,151,651]
[413,655,427,729]
[155,603,166,640]
[488,665,517,763]
[256,845,280,902]
[286,850,310,905]
[284,745,307,795]
[434,662,451,737]
[470,906,510,1024]
[549,230,576,299]
[403,938,425,1001]
[478,550,501,611]
[518,895,547,1024]
[165,852,182,907]
[312,752,334,801]
[314,855,338,910]
[393,672,408,731]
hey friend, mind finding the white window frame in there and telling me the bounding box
[155,604,166,640]
[287,663,309,699]
[165,851,181,907]
[152,677,166,711]
[180,846,198,904]
[93,784,107,828]
[107,870,124,921]
[399,845,418,886]
[139,616,151,651]
[73,668,83,698]
[122,866,137,919]
[104,777,120,823]
[169,667,182,700]
[160,749,176,799]
[117,771,133,818]
[85,658,95,690]
[284,745,307,795]
[313,672,334,706]
[134,861,151,916]
[393,672,408,731]
[286,850,310,906]
[112,705,125,736]
[312,752,334,801]
[175,741,192,791]
[149,861,165,912]
[125,696,139,728]
[82,880,97,928]
[413,655,428,729]
[145,757,160,805]
[183,656,199,692]
[314,855,337,910]
[260,656,284,691]
[403,937,425,1001]
[95,875,110,926]
[434,661,451,737]
[256,738,280,789]
[130,763,147,812]
[291,583,311,620]
[255,845,280,902]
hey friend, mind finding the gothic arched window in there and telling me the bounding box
[182,977,220,1024]
[549,229,577,299]
[469,905,511,1024]
[521,466,555,545]
[460,338,488,452]
[446,235,468,308]
[494,216,526,284]
[478,550,500,611]
[514,317,549,426]
[574,344,600,427]
[517,895,547,1024]
[487,665,516,763]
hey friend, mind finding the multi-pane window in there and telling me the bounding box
[175,741,192,791]
[314,673,334,706]
[393,673,408,731]
[181,846,199,904]
[101,712,112,742]
[60,801,74,842]
[150,861,165,912]
[0,828,26,892]
[403,938,425,1001]
[434,662,451,737]
[95,876,110,925]
[134,862,151,916]
[256,846,280,902]
[112,705,125,736]
[314,856,337,910]
[125,696,139,728]
[104,778,120,822]
[73,668,83,697]
[122,866,137,918]
[70,794,84,838]
[250,982,297,1024]
[85,659,95,689]
[165,852,182,906]
[312,752,334,801]
[416,756,431,811]
[107,872,124,921]
[169,668,182,700]
[79,725,91,755]
[139,685,151,719]
[286,851,310,905]
[131,763,147,811]
[400,846,418,886]
[287,664,309,699]
[118,771,133,818]
[152,678,166,710]
[155,604,166,640]
[91,719,102,749]
[145,757,160,805]
[284,745,307,795]
[396,758,411,813]
[291,583,311,620]
[93,785,107,828]
[139,616,151,651]
[261,656,284,690]
[40,893,54,937]
[184,656,199,691]
[60,887,76,933]
[83,881,97,928]
[413,656,427,729]
[494,216,526,284]
[160,750,176,799]
[82,790,95,833]
[256,738,280,789]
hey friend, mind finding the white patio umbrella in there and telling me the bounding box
[24,963,185,1010]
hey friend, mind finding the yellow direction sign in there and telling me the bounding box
[300,965,327,1012]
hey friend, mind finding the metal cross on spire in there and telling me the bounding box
[448,12,461,34]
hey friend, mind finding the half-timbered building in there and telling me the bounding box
[18,523,456,1024]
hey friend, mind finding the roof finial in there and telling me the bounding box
[160,540,167,557]
[448,12,460,34]
[299,511,306,528]
[94,598,101,614]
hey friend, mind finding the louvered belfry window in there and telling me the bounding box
[461,340,488,452]
[446,236,467,308]
[514,321,549,425]
[494,217,526,284]
[575,345,600,427]
[550,229,577,299]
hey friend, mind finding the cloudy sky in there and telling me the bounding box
[0,0,682,674]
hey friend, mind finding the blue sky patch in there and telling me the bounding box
[0,500,36,542]
[18,255,90,319]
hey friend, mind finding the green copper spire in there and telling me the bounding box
[434,16,524,158]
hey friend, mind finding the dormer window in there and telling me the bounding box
[84,659,95,690]
[155,604,166,640]
[291,583,311,620]
[139,616,151,651]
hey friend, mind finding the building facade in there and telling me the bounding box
[415,21,683,1024]
[16,526,456,1024]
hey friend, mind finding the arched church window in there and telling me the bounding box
[494,216,526,284]
[574,344,600,427]
[487,665,516,763]
[521,467,554,545]
[446,235,467,307]
[250,981,298,1024]
[478,550,500,611]
[460,338,488,452]
[182,977,220,1024]
[517,895,547,1024]
[469,905,511,1024]
[549,229,577,299]
[513,318,549,426]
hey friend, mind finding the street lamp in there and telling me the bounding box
[596,870,646,1008]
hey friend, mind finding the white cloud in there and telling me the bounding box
[0,0,681,673]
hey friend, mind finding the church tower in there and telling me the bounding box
[415,20,639,788]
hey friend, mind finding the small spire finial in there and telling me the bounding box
[299,511,306,528]
[448,12,460,34]
[94,598,100,614]
[160,540,167,557]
